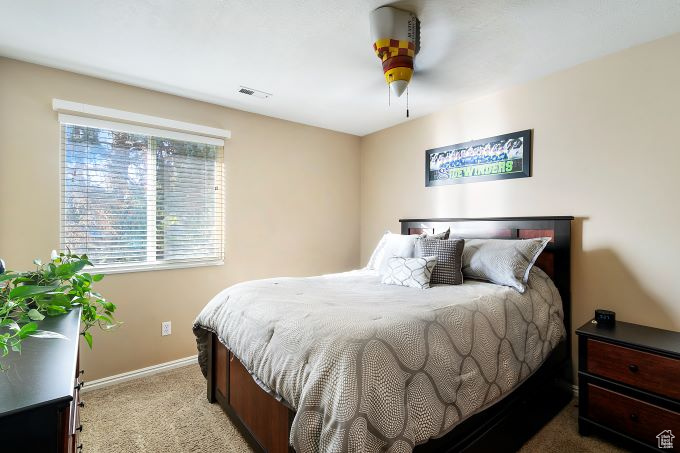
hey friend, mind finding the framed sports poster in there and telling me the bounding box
[425,129,532,186]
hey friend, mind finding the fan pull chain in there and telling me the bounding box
[388,74,392,106]
[406,86,409,118]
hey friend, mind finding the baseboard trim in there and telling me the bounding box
[82,355,198,392]
[81,356,581,396]
[572,384,579,397]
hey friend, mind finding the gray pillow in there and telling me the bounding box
[381,256,438,289]
[414,238,465,285]
[462,237,550,293]
[418,227,450,240]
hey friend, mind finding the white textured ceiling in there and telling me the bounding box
[1,0,680,136]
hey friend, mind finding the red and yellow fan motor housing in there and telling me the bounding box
[370,6,420,98]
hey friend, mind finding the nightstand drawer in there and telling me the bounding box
[587,339,680,399]
[587,384,680,450]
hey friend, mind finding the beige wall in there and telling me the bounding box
[2,32,679,382]
[360,33,680,372]
[0,58,361,380]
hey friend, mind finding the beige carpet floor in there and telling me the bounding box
[81,364,629,452]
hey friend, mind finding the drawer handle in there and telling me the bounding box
[628,364,638,373]
[630,413,638,422]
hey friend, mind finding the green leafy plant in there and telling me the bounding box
[0,250,118,361]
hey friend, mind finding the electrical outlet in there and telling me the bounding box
[161,321,171,336]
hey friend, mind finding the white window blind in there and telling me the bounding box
[60,115,224,273]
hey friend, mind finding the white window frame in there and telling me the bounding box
[55,100,230,274]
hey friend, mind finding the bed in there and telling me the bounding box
[193,216,573,453]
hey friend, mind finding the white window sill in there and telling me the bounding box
[88,260,224,275]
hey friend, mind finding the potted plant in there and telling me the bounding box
[0,250,118,366]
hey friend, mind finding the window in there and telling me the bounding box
[60,115,224,273]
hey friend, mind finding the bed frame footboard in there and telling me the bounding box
[207,333,570,453]
[207,333,294,453]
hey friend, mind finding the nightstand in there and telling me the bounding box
[576,320,680,451]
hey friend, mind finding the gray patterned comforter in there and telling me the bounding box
[193,268,565,453]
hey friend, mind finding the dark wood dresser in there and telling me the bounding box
[0,308,84,453]
[577,319,680,451]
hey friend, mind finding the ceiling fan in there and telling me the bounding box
[369,6,419,99]
[369,2,454,117]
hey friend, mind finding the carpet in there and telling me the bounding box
[81,364,628,452]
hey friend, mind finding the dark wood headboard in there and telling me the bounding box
[400,216,573,367]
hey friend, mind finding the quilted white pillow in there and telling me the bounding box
[366,232,418,274]
[381,256,438,289]
[366,231,389,270]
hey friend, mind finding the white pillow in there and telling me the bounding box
[381,256,438,289]
[366,231,389,270]
[366,232,417,274]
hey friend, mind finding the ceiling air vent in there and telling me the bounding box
[238,86,272,99]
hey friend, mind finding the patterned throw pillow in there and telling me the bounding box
[462,237,550,293]
[418,227,450,240]
[381,256,438,289]
[414,238,465,285]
